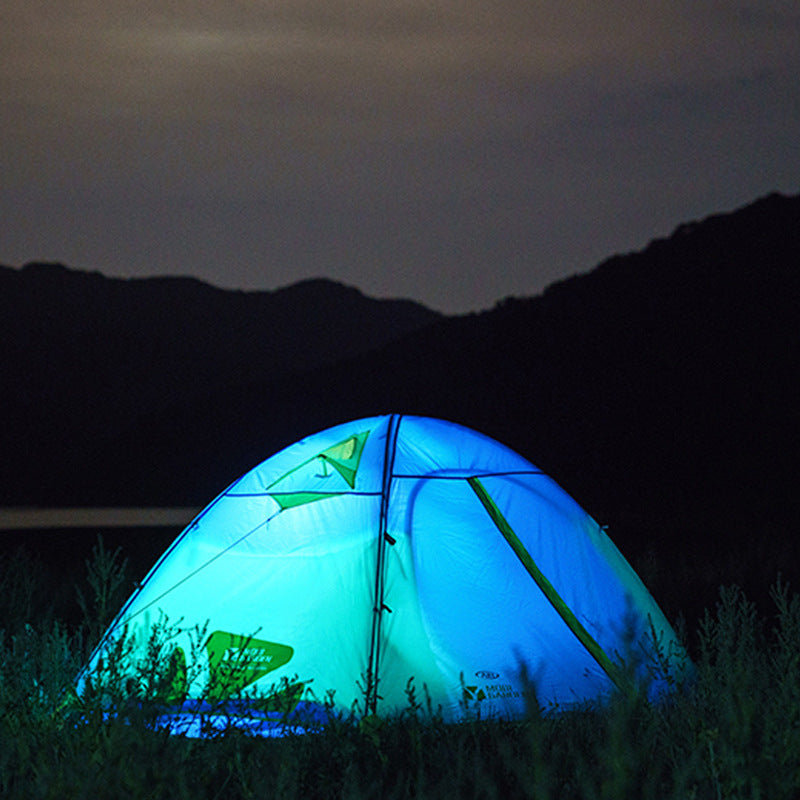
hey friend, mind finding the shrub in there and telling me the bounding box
[2,540,800,799]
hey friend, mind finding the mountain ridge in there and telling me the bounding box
[0,259,440,427]
[2,190,798,622]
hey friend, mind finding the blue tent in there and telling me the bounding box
[80,415,686,735]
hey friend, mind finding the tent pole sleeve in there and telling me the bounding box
[466,477,630,694]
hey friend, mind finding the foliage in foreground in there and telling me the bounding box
[1,543,800,799]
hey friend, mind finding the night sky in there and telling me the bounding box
[2,2,798,313]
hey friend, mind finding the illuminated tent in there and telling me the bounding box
[79,415,686,735]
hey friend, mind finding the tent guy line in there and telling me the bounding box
[108,517,272,631]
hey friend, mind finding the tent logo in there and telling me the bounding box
[463,685,488,702]
[205,631,294,702]
[464,683,521,703]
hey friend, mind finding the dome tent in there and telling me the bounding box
[79,415,686,735]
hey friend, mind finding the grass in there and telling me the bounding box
[2,540,800,799]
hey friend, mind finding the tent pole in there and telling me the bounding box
[365,414,401,716]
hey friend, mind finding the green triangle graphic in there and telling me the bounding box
[266,430,371,509]
[269,491,345,510]
[318,431,369,489]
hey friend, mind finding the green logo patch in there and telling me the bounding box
[205,631,294,702]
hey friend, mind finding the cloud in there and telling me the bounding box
[3,2,681,126]
[2,1,798,311]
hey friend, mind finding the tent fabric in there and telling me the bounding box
[79,415,686,735]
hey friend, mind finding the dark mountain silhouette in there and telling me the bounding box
[2,191,799,623]
[0,264,440,503]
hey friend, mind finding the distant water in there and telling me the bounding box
[0,507,200,530]
[0,509,202,593]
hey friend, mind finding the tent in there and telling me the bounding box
[79,415,687,735]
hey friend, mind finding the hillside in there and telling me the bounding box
[0,265,440,502]
[2,191,799,621]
